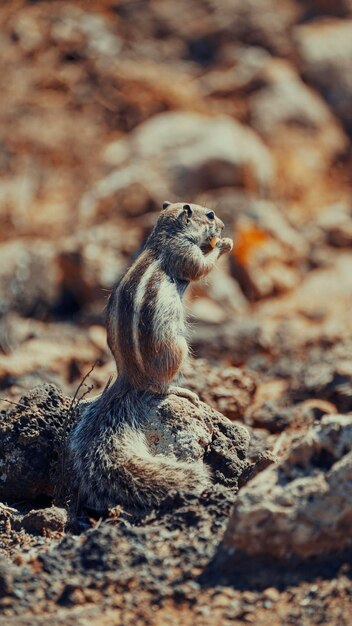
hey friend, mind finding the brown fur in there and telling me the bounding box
[68,203,233,510]
[106,202,232,393]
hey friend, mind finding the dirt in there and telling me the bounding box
[0,0,352,624]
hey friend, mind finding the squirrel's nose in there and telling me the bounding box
[218,219,224,230]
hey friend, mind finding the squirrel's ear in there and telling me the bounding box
[178,203,193,223]
[183,204,193,218]
[162,201,171,210]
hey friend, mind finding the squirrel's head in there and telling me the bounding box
[158,201,224,249]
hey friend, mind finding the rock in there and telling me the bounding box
[187,298,228,324]
[89,112,275,208]
[142,394,214,464]
[10,10,45,54]
[227,0,298,56]
[50,6,122,61]
[293,358,352,413]
[246,402,295,434]
[254,253,352,351]
[295,0,352,19]
[57,222,140,309]
[247,398,337,434]
[0,557,14,597]
[298,399,338,421]
[0,384,71,501]
[188,0,298,57]
[22,506,67,534]
[78,165,159,224]
[238,449,277,488]
[199,46,270,98]
[205,414,256,488]
[295,19,352,133]
[5,484,237,615]
[183,358,257,421]
[249,59,347,163]
[0,240,59,318]
[69,386,251,510]
[0,380,251,507]
[223,415,352,559]
[247,56,348,210]
[145,394,251,489]
[144,0,298,59]
[263,586,280,602]
[133,112,274,194]
[237,427,276,487]
[316,203,352,247]
[232,200,308,300]
[191,317,264,363]
[0,316,105,394]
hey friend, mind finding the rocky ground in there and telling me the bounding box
[0,0,352,624]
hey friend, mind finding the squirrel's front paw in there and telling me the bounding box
[217,237,233,254]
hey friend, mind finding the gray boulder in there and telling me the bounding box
[249,58,347,163]
[295,19,352,134]
[0,384,71,501]
[80,112,275,222]
[0,382,252,504]
[223,415,352,559]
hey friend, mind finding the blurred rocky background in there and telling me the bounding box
[0,1,352,624]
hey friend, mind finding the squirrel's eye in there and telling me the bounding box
[206,211,215,220]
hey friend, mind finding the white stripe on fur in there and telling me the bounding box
[132,259,159,370]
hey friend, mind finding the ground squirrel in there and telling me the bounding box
[69,202,233,511]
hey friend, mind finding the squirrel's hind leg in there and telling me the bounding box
[168,385,200,406]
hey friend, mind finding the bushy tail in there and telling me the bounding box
[69,381,211,511]
[113,426,211,509]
